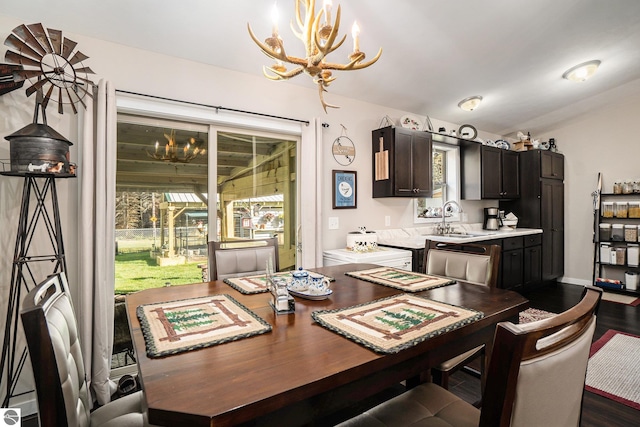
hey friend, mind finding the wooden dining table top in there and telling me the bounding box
[125,263,529,427]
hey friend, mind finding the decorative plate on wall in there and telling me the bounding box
[458,124,478,140]
[400,115,422,130]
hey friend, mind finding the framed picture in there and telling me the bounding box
[333,170,357,209]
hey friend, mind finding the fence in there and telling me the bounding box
[115,227,207,253]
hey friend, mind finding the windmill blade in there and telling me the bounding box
[41,83,54,110]
[26,23,53,53]
[72,82,93,99]
[73,67,95,75]
[12,68,46,82]
[5,50,41,68]
[25,78,48,97]
[0,63,25,96]
[68,50,89,66]
[58,87,63,114]
[75,74,96,87]
[12,24,46,56]
[64,86,79,113]
[47,28,63,55]
[4,34,43,61]
[61,38,77,59]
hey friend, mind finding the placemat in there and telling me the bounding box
[312,293,483,354]
[137,294,271,357]
[345,267,455,292]
[224,271,334,294]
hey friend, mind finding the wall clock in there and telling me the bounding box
[332,136,356,166]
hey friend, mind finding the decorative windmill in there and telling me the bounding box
[1,23,96,175]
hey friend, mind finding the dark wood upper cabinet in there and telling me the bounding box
[372,126,432,198]
[462,143,519,200]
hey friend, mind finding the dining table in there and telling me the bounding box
[125,263,529,427]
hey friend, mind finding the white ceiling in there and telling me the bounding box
[2,0,640,136]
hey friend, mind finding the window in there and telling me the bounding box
[414,143,460,223]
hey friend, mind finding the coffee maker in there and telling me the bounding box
[483,207,502,230]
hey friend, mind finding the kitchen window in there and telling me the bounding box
[414,143,460,223]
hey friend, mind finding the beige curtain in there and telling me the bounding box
[77,79,117,405]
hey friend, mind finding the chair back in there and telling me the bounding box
[424,240,501,287]
[20,273,92,427]
[208,237,279,280]
[480,286,602,427]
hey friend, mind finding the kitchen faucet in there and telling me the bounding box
[436,200,463,235]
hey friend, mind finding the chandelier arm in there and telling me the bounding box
[303,1,317,58]
[317,82,339,113]
[294,0,306,34]
[263,66,304,80]
[322,47,383,71]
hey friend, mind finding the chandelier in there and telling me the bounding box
[248,0,382,112]
[147,130,206,163]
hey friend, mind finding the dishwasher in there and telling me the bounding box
[323,247,412,271]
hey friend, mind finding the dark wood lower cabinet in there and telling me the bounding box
[385,233,543,291]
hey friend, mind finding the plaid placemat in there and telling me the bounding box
[312,294,483,354]
[137,294,271,358]
[345,267,455,292]
[224,271,334,294]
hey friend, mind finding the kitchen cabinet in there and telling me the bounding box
[461,143,519,200]
[501,150,564,282]
[372,126,432,198]
[422,235,542,291]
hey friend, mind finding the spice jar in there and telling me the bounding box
[623,181,634,194]
[602,202,614,218]
[612,224,624,241]
[627,244,639,267]
[625,225,637,242]
[613,182,623,194]
[599,223,611,241]
[615,201,628,218]
[634,182,640,193]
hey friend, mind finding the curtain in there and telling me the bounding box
[77,79,117,405]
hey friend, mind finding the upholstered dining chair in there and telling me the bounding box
[336,285,602,427]
[21,272,155,427]
[423,240,501,390]
[208,236,279,281]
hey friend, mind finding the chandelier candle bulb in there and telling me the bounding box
[324,0,332,25]
[352,22,360,52]
[271,3,279,35]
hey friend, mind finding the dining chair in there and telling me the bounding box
[208,236,279,280]
[20,272,155,427]
[423,240,501,390]
[336,285,602,427]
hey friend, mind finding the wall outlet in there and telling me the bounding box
[385,216,391,226]
[328,217,339,230]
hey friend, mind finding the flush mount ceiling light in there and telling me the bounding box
[458,96,483,112]
[562,60,601,82]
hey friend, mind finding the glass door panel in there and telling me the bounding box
[216,130,297,270]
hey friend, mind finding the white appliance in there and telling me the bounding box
[323,247,412,271]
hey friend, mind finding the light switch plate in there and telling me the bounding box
[328,217,339,230]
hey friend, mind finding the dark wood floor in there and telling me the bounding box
[448,282,640,427]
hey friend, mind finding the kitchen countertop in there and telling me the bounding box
[377,228,543,250]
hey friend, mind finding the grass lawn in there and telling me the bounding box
[115,251,203,294]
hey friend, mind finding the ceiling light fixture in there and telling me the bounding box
[562,60,601,82]
[458,96,483,112]
[248,0,382,112]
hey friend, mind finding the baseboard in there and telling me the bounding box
[559,276,592,287]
